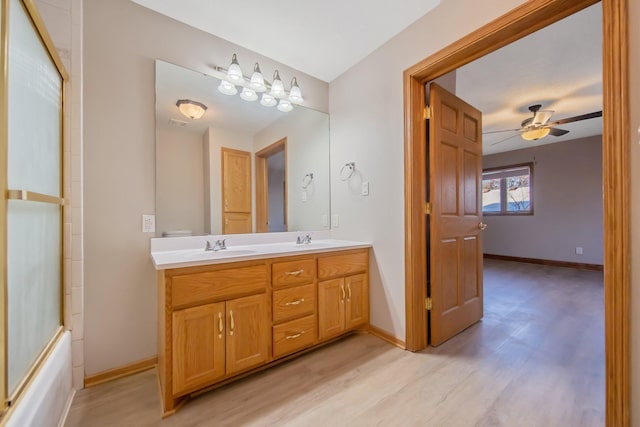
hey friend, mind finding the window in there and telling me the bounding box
[482,163,533,215]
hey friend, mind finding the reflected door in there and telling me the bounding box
[221,147,251,234]
[428,83,484,346]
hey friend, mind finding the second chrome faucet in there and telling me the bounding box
[205,239,227,251]
[296,234,312,245]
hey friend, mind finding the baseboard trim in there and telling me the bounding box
[57,389,75,427]
[85,356,157,388]
[483,253,604,271]
[368,325,406,350]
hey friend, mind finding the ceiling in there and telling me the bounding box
[455,3,602,155]
[130,0,441,82]
[149,1,602,156]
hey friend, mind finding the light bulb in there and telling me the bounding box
[288,77,304,104]
[260,93,277,107]
[227,54,243,83]
[270,70,286,98]
[240,87,258,102]
[217,80,237,96]
[250,63,266,92]
[277,99,293,113]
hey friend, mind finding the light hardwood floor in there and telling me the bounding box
[65,260,604,426]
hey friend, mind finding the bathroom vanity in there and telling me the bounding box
[151,238,370,416]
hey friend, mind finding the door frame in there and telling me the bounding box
[403,0,629,425]
[255,138,287,233]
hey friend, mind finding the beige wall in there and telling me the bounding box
[482,135,604,265]
[83,0,328,375]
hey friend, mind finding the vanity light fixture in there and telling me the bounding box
[214,54,304,112]
[175,99,207,120]
[521,127,550,141]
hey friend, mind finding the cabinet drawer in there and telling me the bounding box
[171,265,267,308]
[273,315,316,358]
[272,258,316,288]
[318,251,368,280]
[273,284,315,324]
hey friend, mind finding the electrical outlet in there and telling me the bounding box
[142,214,155,233]
[575,246,583,255]
[322,214,329,228]
[332,214,340,228]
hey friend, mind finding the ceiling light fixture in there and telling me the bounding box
[214,54,303,113]
[521,127,550,141]
[175,99,207,120]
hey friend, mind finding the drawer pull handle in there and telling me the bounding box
[285,331,304,340]
[347,284,352,300]
[341,285,346,302]
[229,310,235,336]
[285,298,305,306]
[285,269,304,276]
[218,312,223,339]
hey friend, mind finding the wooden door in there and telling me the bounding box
[429,83,484,346]
[318,278,346,340]
[345,273,369,329]
[226,294,269,375]
[172,302,226,395]
[221,147,252,234]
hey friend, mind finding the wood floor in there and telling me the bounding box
[65,260,604,426]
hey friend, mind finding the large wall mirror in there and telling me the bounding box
[155,60,331,237]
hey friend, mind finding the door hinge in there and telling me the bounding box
[425,297,432,311]
[423,106,431,120]
[425,202,432,215]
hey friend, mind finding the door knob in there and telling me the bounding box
[478,222,488,230]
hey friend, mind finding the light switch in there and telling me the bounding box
[332,214,340,228]
[302,191,308,202]
[361,181,369,196]
[322,214,328,228]
[142,214,155,233]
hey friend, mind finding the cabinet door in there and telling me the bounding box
[345,273,369,329]
[318,278,345,340]
[226,294,269,375]
[172,302,226,395]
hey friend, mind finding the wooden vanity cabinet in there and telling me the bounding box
[158,248,369,417]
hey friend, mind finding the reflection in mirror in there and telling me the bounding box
[155,60,330,236]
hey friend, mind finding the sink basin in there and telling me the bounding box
[182,249,257,260]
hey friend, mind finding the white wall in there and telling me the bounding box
[329,0,528,340]
[156,128,205,235]
[83,0,328,375]
[482,136,603,265]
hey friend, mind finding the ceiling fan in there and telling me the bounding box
[483,104,603,146]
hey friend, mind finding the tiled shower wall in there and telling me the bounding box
[35,0,84,390]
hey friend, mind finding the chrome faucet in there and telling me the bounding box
[205,239,227,251]
[296,234,312,244]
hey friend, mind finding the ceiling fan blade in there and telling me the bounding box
[548,127,570,137]
[482,128,521,135]
[548,110,602,126]
[532,110,554,126]
[490,133,520,146]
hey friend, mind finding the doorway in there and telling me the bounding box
[255,138,288,233]
[403,0,629,425]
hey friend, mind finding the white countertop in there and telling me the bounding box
[151,238,371,270]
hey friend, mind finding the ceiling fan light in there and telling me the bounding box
[240,87,258,102]
[250,63,266,92]
[288,77,304,104]
[176,99,207,120]
[260,93,277,107]
[521,127,550,141]
[270,70,286,98]
[227,54,244,83]
[277,99,293,113]
[217,79,238,96]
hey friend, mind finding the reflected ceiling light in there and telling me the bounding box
[277,99,293,113]
[226,53,243,83]
[240,87,258,102]
[175,99,207,120]
[288,77,304,104]
[269,70,286,98]
[521,127,550,141]
[214,54,303,112]
[260,93,277,107]
[250,63,266,92]
[217,80,238,96]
